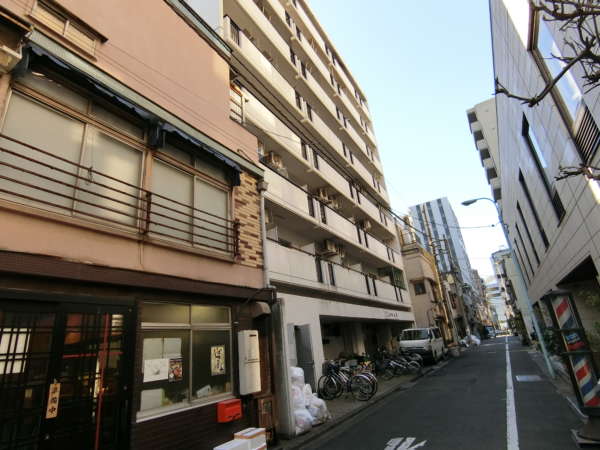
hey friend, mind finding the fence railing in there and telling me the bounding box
[0,134,239,256]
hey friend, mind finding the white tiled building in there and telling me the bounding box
[485,0,600,334]
[192,0,415,435]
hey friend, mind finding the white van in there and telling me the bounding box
[399,327,445,362]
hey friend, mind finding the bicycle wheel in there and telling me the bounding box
[350,374,375,401]
[317,375,339,400]
[379,365,394,381]
[361,370,378,394]
[392,362,407,376]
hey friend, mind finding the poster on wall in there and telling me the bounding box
[211,345,226,376]
[143,358,169,382]
[169,358,183,382]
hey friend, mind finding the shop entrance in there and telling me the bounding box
[0,300,133,449]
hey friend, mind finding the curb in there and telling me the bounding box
[272,359,451,450]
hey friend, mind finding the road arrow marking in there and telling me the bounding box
[385,437,427,449]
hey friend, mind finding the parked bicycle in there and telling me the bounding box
[318,361,376,401]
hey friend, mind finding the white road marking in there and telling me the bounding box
[506,337,519,450]
[385,437,427,449]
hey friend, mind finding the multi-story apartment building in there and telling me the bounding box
[0,2,274,449]
[409,197,482,334]
[186,0,415,436]
[485,277,508,329]
[399,217,453,343]
[466,98,500,202]
[492,249,533,338]
[409,197,475,288]
[484,0,600,340]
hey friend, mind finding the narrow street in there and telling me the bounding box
[310,337,581,450]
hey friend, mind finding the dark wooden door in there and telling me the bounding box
[0,301,133,450]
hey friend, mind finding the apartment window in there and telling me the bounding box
[514,239,532,284]
[230,20,241,46]
[319,202,327,224]
[315,258,324,282]
[336,82,341,95]
[356,224,362,245]
[229,83,243,124]
[473,130,484,142]
[295,90,302,110]
[480,149,491,160]
[139,303,232,418]
[342,142,348,157]
[371,277,378,296]
[292,0,297,7]
[32,1,100,56]
[313,149,319,170]
[306,103,313,121]
[342,116,347,129]
[493,188,502,201]
[336,106,341,120]
[518,171,549,249]
[330,73,335,86]
[575,106,600,164]
[301,141,308,160]
[285,11,291,27]
[534,16,583,124]
[486,167,498,181]
[328,263,336,286]
[356,188,361,204]
[516,202,540,265]
[515,223,535,276]
[290,49,297,65]
[349,150,354,164]
[413,281,426,295]
[467,112,477,123]
[307,195,315,217]
[301,61,307,79]
[522,115,565,222]
[296,27,302,41]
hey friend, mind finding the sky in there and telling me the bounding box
[309,0,507,278]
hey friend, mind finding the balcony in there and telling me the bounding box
[224,17,301,120]
[267,239,409,306]
[264,168,401,268]
[0,134,239,256]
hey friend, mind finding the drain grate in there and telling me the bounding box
[515,375,542,382]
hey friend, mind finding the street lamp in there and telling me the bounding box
[461,197,556,378]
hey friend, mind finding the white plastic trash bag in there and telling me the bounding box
[291,384,305,410]
[294,408,313,435]
[308,394,331,425]
[303,384,313,407]
[290,366,305,386]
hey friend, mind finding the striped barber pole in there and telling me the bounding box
[551,295,600,408]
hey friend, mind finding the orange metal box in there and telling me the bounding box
[217,398,242,423]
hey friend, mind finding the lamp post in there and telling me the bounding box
[462,197,555,378]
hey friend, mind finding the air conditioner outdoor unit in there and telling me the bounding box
[265,152,283,169]
[330,197,341,210]
[320,239,338,257]
[316,187,331,203]
[362,220,372,231]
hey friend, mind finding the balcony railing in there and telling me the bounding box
[265,168,401,266]
[267,239,408,305]
[0,134,239,256]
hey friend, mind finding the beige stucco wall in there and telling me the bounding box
[4,0,258,164]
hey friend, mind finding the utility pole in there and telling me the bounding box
[420,205,459,346]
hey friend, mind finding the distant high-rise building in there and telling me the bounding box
[409,197,474,287]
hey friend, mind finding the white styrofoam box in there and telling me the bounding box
[213,438,250,450]
[238,330,261,395]
[234,427,266,449]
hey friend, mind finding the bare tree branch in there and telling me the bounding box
[495,0,600,107]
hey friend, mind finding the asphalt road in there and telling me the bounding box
[310,336,581,450]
